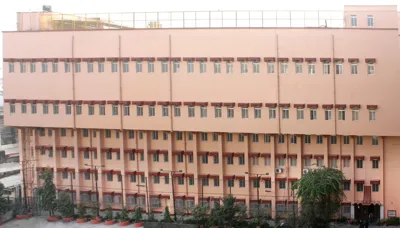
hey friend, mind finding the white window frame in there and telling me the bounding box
[173,61,180,73]
[282,108,289,119]
[369,109,376,121]
[227,107,234,118]
[200,106,207,118]
[188,106,195,117]
[148,61,155,73]
[351,63,358,75]
[200,61,206,73]
[240,62,248,74]
[267,62,274,74]
[269,108,276,119]
[254,107,261,119]
[280,62,288,74]
[296,109,304,120]
[338,109,346,121]
[215,106,222,118]
[253,61,260,73]
[323,62,330,74]
[367,15,374,27]
[241,107,249,119]
[310,109,317,120]
[295,62,303,74]
[187,61,194,73]
[367,63,375,75]
[351,15,357,27]
[308,63,316,74]
[325,109,332,120]
[226,62,233,74]
[136,61,142,73]
[214,62,221,73]
[335,62,343,74]
[352,109,359,121]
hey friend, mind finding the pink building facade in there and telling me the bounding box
[2,5,400,220]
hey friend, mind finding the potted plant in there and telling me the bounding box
[104,205,115,225]
[90,202,102,224]
[76,204,87,223]
[119,207,130,226]
[57,191,75,222]
[132,207,144,227]
[37,169,59,222]
[162,206,173,223]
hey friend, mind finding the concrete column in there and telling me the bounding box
[324,135,329,168]
[97,130,104,206]
[351,205,355,219]
[52,129,58,189]
[218,132,224,197]
[120,131,126,207]
[380,205,384,219]
[271,135,276,219]
[167,131,174,209]
[73,129,80,202]
[18,129,25,198]
[244,134,250,211]
[142,131,151,209]
[192,133,200,204]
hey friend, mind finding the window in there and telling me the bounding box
[176,132,183,140]
[335,62,343,74]
[316,157,324,167]
[64,62,71,73]
[213,155,218,164]
[200,106,207,118]
[8,62,14,73]
[369,109,376,121]
[201,155,208,164]
[238,134,245,142]
[123,61,129,72]
[351,15,357,27]
[52,61,58,72]
[129,152,135,161]
[227,107,234,118]
[42,104,49,114]
[148,61,155,73]
[254,108,261,119]
[21,103,26,113]
[124,105,130,116]
[187,61,194,73]
[105,130,111,138]
[343,182,350,191]
[174,106,181,117]
[296,108,304,120]
[351,63,358,75]
[76,104,82,115]
[279,180,286,189]
[61,128,67,136]
[227,179,234,187]
[173,61,180,73]
[343,136,350,144]
[84,172,90,180]
[278,135,285,144]
[148,105,155,116]
[295,62,302,74]
[42,62,48,72]
[325,109,332,120]
[130,175,136,183]
[215,107,222,118]
[265,180,271,189]
[304,158,311,167]
[84,151,90,159]
[330,136,337,144]
[214,62,221,73]
[128,130,134,139]
[367,63,375,75]
[338,109,345,120]
[356,183,363,192]
[226,62,233,74]
[323,62,330,74]
[200,61,206,73]
[226,133,233,142]
[343,158,350,168]
[290,157,297,167]
[280,62,288,74]
[152,131,159,140]
[264,134,270,143]
[31,104,37,114]
[87,61,93,73]
[9,103,15,113]
[352,109,359,121]
[277,157,285,166]
[372,136,379,146]
[161,61,168,73]
[99,104,105,115]
[308,63,315,74]
[188,106,195,117]
[153,153,159,162]
[251,157,259,166]
[356,159,363,168]
[316,135,323,144]
[356,136,363,145]
[253,61,260,73]
[83,129,89,137]
[239,179,245,188]
[88,105,94,115]
[241,107,248,119]
[269,108,276,119]
[189,177,194,186]
[367,15,374,27]
[30,62,36,73]
[163,132,168,140]
[136,61,142,72]
[310,109,317,120]
[267,62,274,74]
[20,62,26,73]
[372,159,379,169]
[329,158,338,168]
[154,176,160,184]
[282,108,289,119]
[177,154,184,163]
[227,156,234,165]
[290,135,297,144]
[201,132,208,141]
[75,62,81,72]
[213,133,218,141]
[177,177,184,185]
[252,134,259,143]
[98,61,104,72]
[214,178,220,186]
[264,157,271,166]
[137,105,143,116]
[161,105,168,117]
[240,62,248,74]
[372,183,379,192]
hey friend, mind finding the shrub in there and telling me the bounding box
[76,204,86,219]
[105,206,113,221]
[119,207,129,222]
[133,207,143,222]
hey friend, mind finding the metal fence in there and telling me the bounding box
[38,10,345,31]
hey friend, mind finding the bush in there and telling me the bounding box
[76,204,86,219]
[119,207,129,222]
[56,191,74,218]
[105,206,113,221]
[385,217,400,226]
[133,207,143,222]
[162,206,173,223]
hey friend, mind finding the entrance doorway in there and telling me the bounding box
[354,203,380,222]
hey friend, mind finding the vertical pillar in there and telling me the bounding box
[217,133,224,197]
[97,130,104,206]
[120,131,126,208]
[52,129,58,189]
[324,135,329,168]
[351,136,356,202]
[244,134,250,211]
[18,129,25,198]
[73,129,80,202]
[270,135,276,219]
[142,131,151,209]
[351,205,355,219]
[192,133,200,204]
[380,205,384,220]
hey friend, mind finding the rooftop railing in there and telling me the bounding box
[35,10,345,31]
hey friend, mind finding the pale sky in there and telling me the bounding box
[0,0,398,104]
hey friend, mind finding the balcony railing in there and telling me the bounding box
[34,10,345,31]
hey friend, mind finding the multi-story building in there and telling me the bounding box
[2,5,400,220]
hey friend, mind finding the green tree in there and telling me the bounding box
[105,205,113,221]
[207,195,246,227]
[37,169,57,216]
[77,204,86,219]
[0,182,10,215]
[293,167,346,228]
[162,206,173,223]
[56,191,74,218]
[133,207,143,222]
[119,207,129,222]
[192,205,207,225]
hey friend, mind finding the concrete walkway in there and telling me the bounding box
[1,216,122,228]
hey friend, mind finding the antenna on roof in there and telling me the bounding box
[42,5,52,12]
